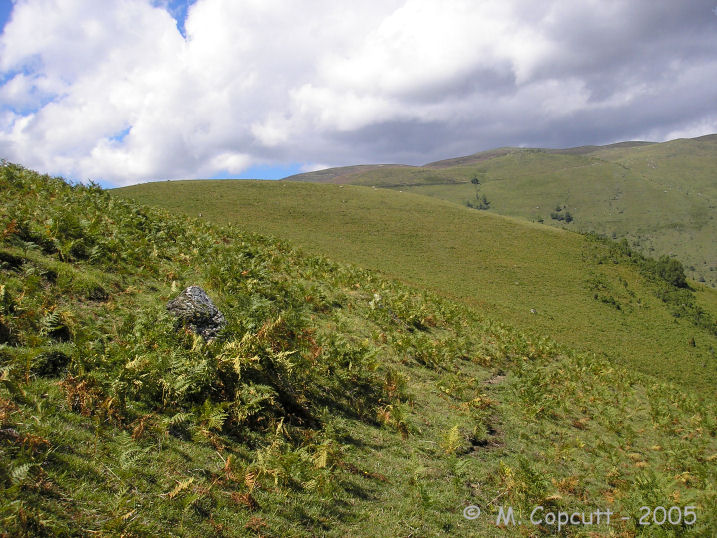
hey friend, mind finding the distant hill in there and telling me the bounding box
[283,141,659,181]
[423,141,655,167]
[284,135,717,286]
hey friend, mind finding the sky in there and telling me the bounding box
[0,0,716,187]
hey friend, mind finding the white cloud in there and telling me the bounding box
[209,151,251,174]
[653,116,717,142]
[300,162,331,173]
[251,115,290,147]
[0,0,715,185]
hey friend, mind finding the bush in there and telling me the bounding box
[550,210,572,222]
[654,256,687,288]
[467,194,490,210]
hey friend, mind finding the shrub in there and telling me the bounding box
[467,194,490,210]
[654,256,687,288]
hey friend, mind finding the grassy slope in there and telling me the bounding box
[286,136,717,287]
[115,180,717,395]
[3,164,717,536]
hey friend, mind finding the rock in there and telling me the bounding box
[166,286,226,340]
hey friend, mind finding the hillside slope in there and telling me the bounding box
[285,136,717,286]
[115,180,717,394]
[4,163,717,536]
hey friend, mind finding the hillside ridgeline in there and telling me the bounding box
[285,135,717,287]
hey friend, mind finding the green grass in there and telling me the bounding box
[287,135,717,287]
[4,163,717,535]
[115,180,717,395]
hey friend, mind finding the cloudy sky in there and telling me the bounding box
[1,0,716,187]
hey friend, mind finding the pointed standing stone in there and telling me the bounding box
[166,286,226,340]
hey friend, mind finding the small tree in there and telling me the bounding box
[471,176,480,185]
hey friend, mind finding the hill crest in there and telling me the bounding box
[282,135,717,286]
[283,139,667,182]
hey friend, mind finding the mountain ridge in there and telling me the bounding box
[283,139,664,182]
[282,135,717,286]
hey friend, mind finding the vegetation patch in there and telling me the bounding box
[3,162,715,535]
[116,178,717,393]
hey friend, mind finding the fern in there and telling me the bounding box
[166,412,192,426]
[441,425,464,455]
[0,284,12,314]
[19,240,39,256]
[197,399,229,432]
[0,366,27,402]
[312,440,339,470]
[11,462,35,484]
[116,430,148,470]
[40,311,63,334]
[167,477,194,499]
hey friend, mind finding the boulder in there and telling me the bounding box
[166,286,226,340]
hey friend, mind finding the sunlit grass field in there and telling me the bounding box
[3,163,716,535]
[115,180,717,395]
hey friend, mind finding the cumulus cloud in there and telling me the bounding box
[0,0,715,185]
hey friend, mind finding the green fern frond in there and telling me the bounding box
[166,412,192,426]
[11,462,35,484]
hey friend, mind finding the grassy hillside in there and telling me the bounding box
[286,136,717,287]
[4,163,717,536]
[115,180,717,395]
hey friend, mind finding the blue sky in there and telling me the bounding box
[0,1,192,38]
[0,1,12,32]
[213,163,301,181]
[162,0,192,37]
[1,1,716,187]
